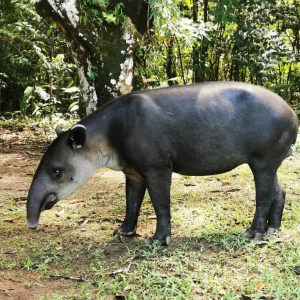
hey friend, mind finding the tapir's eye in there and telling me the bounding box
[52,168,63,179]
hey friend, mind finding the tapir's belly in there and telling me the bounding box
[167,133,249,176]
[171,150,247,176]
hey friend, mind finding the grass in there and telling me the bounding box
[1,127,300,299]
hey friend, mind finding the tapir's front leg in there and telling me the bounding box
[144,169,172,245]
[118,176,146,236]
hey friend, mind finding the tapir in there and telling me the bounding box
[27,82,298,245]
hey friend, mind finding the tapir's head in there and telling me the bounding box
[27,124,97,229]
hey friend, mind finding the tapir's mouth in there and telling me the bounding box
[27,193,58,230]
[28,222,38,230]
[42,193,58,211]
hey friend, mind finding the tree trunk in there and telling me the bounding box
[192,0,209,83]
[192,0,201,83]
[166,36,178,85]
[198,0,209,82]
[35,0,148,115]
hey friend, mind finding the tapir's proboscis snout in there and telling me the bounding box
[27,185,42,230]
[27,82,298,245]
[27,177,58,228]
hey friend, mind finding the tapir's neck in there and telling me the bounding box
[82,103,125,171]
[97,150,124,171]
[82,128,125,171]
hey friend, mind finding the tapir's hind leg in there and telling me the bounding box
[266,174,286,235]
[144,169,172,246]
[245,161,278,240]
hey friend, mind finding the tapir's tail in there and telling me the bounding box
[286,147,294,158]
[286,127,299,158]
[293,125,299,145]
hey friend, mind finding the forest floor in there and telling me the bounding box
[0,122,300,300]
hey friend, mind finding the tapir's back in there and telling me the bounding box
[97,82,298,176]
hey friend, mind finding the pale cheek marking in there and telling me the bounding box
[57,156,99,199]
[57,147,124,199]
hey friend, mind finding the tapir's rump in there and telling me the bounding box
[27,82,298,245]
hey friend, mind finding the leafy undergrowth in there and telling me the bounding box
[0,124,300,299]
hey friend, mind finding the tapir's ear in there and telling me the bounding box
[55,126,64,136]
[70,124,86,149]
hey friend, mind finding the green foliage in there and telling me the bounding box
[149,0,210,42]
[87,0,109,7]
[80,1,125,26]
[102,3,125,25]
[0,0,299,117]
[0,0,79,117]
[143,0,299,105]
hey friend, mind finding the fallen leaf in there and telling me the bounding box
[100,217,111,222]
[225,188,241,193]
[257,282,265,292]
[240,295,252,300]
[232,251,242,258]
[13,196,27,202]
[104,268,124,276]
[103,246,110,256]
[69,199,85,204]
[147,215,156,219]
[56,243,63,251]
[221,181,230,185]
[4,217,21,223]
[3,249,18,254]
[55,209,64,217]
[253,240,269,246]
[82,218,89,225]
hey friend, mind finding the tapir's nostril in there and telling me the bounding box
[43,193,58,210]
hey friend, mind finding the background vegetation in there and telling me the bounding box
[0,0,299,120]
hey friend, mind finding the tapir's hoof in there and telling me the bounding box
[144,235,171,246]
[266,227,277,236]
[253,232,264,241]
[244,228,255,239]
[244,228,265,240]
[114,227,136,237]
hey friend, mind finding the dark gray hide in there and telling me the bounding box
[27,82,298,245]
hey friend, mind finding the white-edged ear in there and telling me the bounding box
[54,126,64,136]
[70,124,86,149]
